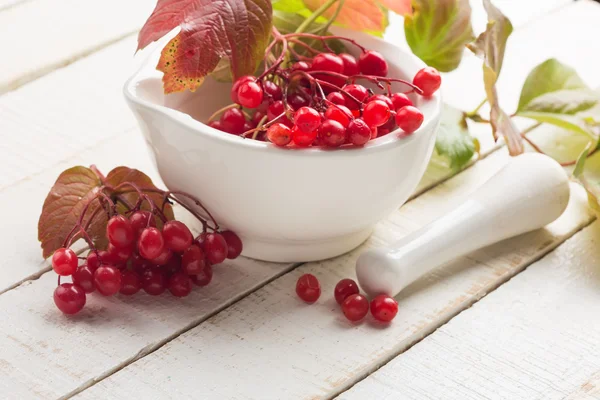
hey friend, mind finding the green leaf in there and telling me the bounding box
[517,111,597,139]
[272,0,310,13]
[435,104,476,169]
[404,0,474,72]
[573,142,592,178]
[517,59,589,112]
[521,89,598,115]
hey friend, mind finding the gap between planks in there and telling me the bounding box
[67,167,595,399]
[332,215,599,400]
[59,261,301,400]
[0,30,138,96]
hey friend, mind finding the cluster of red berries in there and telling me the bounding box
[296,274,398,323]
[208,36,441,148]
[51,212,242,315]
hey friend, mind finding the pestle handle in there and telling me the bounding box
[356,153,570,297]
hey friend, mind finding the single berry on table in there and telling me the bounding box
[51,247,78,276]
[334,278,360,305]
[54,283,86,315]
[395,106,424,134]
[168,272,193,297]
[390,93,413,111]
[292,125,317,147]
[191,264,213,286]
[72,265,96,293]
[363,100,391,127]
[341,294,369,322]
[294,107,321,134]
[182,244,206,275]
[318,119,347,148]
[222,230,243,259]
[296,273,321,303]
[106,215,135,248]
[138,227,165,260]
[370,294,399,322]
[237,81,264,109]
[413,67,441,97]
[119,270,142,295]
[358,50,388,77]
[267,123,293,146]
[347,119,371,146]
[203,233,229,264]
[93,265,123,296]
[162,220,193,252]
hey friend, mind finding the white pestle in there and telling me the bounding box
[356,153,571,298]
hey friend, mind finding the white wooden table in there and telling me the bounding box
[2,1,600,399]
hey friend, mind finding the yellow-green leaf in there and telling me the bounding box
[404,0,474,72]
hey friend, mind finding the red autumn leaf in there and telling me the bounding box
[38,166,103,258]
[138,0,273,93]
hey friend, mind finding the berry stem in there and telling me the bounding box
[283,33,367,53]
[294,0,339,36]
[467,98,487,117]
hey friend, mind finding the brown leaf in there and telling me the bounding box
[38,167,102,258]
[467,0,522,154]
[105,167,175,225]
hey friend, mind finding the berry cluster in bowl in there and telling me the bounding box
[207,34,441,148]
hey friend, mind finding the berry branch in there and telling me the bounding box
[40,165,243,315]
[207,30,440,148]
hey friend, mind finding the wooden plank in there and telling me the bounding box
[0,220,296,399]
[0,0,572,94]
[0,36,141,190]
[72,149,595,400]
[0,0,29,12]
[0,0,155,93]
[337,220,600,400]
